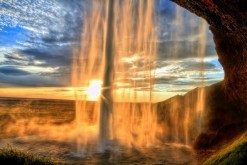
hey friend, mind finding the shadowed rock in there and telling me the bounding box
[170,0,247,149]
[171,0,246,33]
[170,0,247,103]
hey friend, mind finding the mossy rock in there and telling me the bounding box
[204,132,247,165]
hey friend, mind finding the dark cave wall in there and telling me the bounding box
[211,27,247,103]
[170,0,247,148]
[171,0,247,33]
[171,0,247,104]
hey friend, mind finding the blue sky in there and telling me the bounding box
[0,0,223,95]
[0,26,29,47]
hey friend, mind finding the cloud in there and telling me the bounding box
[0,0,84,34]
[0,0,223,93]
[116,56,223,93]
[0,72,68,87]
[0,0,84,51]
[151,56,223,92]
[0,0,86,86]
[0,66,30,76]
[19,48,71,66]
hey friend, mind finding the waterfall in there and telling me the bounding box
[156,6,207,145]
[99,0,114,151]
[72,0,158,153]
[72,0,207,155]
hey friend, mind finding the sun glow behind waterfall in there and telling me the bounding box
[86,80,102,100]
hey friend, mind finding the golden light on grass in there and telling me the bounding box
[86,80,102,100]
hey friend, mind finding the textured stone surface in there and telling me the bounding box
[192,82,247,150]
[211,27,247,103]
[171,0,247,105]
[171,0,247,33]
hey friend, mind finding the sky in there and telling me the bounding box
[0,0,224,101]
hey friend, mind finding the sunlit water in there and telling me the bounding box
[0,0,209,164]
[0,93,206,164]
[72,0,206,153]
[72,0,159,152]
[0,136,195,165]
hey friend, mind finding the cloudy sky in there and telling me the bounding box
[0,0,223,100]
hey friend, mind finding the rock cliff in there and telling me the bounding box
[171,0,247,104]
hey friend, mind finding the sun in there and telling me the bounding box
[86,80,102,100]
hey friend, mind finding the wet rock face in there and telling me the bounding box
[171,0,247,33]
[194,82,247,149]
[171,0,247,103]
[171,0,247,149]
[211,27,247,103]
